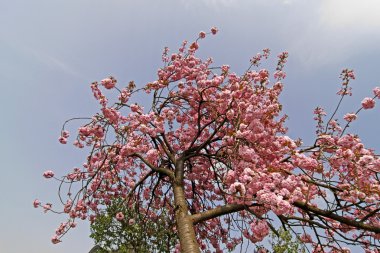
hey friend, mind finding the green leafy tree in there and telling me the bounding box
[90,198,177,253]
[256,229,307,253]
[271,229,306,253]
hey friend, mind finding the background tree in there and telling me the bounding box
[89,198,177,252]
[35,28,380,252]
[269,228,306,253]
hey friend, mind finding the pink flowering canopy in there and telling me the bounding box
[36,28,380,252]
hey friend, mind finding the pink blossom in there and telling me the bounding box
[358,155,374,166]
[43,170,55,179]
[274,70,286,80]
[58,136,67,144]
[313,107,326,116]
[250,219,269,242]
[51,235,61,244]
[211,27,218,35]
[361,97,375,109]
[93,125,104,138]
[128,219,135,225]
[102,107,120,124]
[146,149,159,163]
[75,200,86,212]
[64,200,72,213]
[292,153,318,170]
[224,170,236,184]
[313,245,323,253]
[33,199,40,208]
[43,203,52,213]
[190,42,199,50]
[300,233,313,243]
[274,199,292,215]
[221,65,230,73]
[262,48,270,58]
[115,212,124,221]
[250,53,262,66]
[343,113,357,122]
[78,126,91,136]
[199,31,206,38]
[55,222,67,236]
[119,88,131,103]
[128,180,135,188]
[101,77,116,89]
[341,69,355,80]
[229,182,246,196]
[259,69,269,80]
[337,134,358,148]
[62,130,70,138]
[73,140,84,148]
[373,87,380,97]
[143,188,150,200]
[130,104,140,113]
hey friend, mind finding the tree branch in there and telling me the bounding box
[131,153,174,180]
[190,203,247,225]
[293,201,380,233]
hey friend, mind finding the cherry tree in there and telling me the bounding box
[35,28,380,252]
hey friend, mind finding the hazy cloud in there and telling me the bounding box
[11,40,85,79]
[320,0,380,30]
[285,0,380,69]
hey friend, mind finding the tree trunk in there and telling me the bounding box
[173,184,201,253]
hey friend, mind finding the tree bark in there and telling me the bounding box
[173,159,201,253]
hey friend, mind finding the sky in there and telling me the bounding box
[1,0,380,252]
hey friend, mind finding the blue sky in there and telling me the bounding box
[1,0,380,252]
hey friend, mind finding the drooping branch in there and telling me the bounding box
[294,201,380,233]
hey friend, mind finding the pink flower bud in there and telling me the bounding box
[51,235,61,244]
[190,42,199,50]
[373,87,380,98]
[62,130,70,138]
[211,27,218,35]
[33,199,40,208]
[58,136,67,144]
[115,212,124,221]
[128,219,135,225]
[343,113,357,122]
[43,203,52,213]
[130,104,140,112]
[43,170,55,179]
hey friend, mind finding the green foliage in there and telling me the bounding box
[270,228,306,253]
[90,199,177,253]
